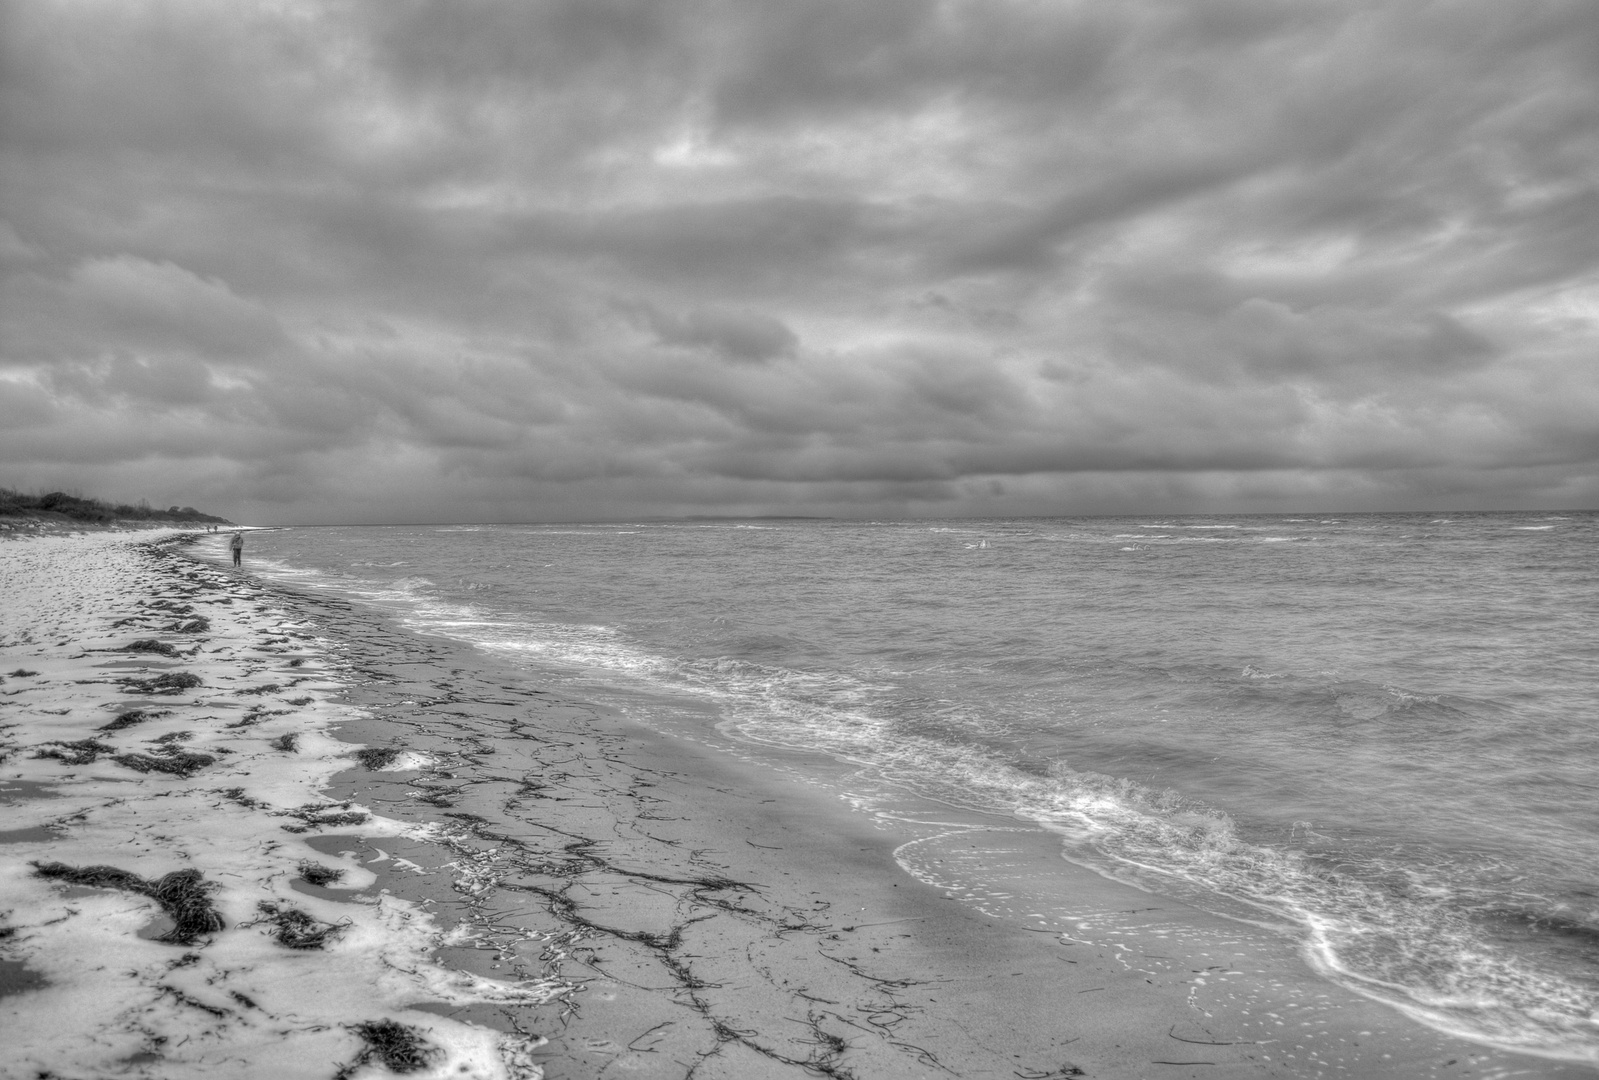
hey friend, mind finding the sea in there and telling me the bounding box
[238,512,1599,1065]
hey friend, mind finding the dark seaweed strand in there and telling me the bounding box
[119,671,202,694]
[34,738,115,765]
[31,863,225,944]
[112,749,218,778]
[99,709,155,732]
[254,901,344,950]
[334,1020,439,1078]
[297,860,345,887]
[119,639,180,657]
[355,746,401,770]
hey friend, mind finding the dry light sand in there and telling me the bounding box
[0,529,1583,1080]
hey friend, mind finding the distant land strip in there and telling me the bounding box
[0,488,231,527]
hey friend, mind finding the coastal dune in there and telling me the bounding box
[0,531,1572,1078]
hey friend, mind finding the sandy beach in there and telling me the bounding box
[1,529,1585,1079]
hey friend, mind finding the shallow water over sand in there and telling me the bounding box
[243,513,1599,1065]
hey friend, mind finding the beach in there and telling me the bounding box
[1,528,1592,1079]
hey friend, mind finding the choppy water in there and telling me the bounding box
[241,513,1599,1063]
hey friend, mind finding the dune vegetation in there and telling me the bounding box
[0,489,230,526]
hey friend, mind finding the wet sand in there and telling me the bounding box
[1,530,1585,1079]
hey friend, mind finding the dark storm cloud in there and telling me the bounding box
[643,305,800,363]
[2,0,1597,521]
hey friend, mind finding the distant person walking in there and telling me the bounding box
[230,531,243,567]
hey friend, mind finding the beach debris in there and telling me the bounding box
[335,1020,440,1078]
[214,786,272,810]
[7,669,39,678]
[355,746,401,770]
[225,705,290,729]
[139,600,211,633]
[118,639,180,658]
[113,745,218,778]
[98,708,160,732]
[279,802,370,833]
[156,983,232,1018]
[31,863,225,944]
[269,732,300,752]
[297,860,345,887]
[253,900,346,950]
[119,671,202,694]
[498,1036,550,1080]
[34,738,115,766]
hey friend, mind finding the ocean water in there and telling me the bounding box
[241,513,1599,1063]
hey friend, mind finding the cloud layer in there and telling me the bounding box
[3,0,1598,522]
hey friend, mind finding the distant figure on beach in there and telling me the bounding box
[230,531,243,567]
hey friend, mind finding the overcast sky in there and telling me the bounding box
[3,0,1597,523]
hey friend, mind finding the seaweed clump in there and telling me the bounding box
[225,705,289,730]
[335,1020,439,1078]
[99,709,158,732]
[355,746,401,770]
[31,863,224,944]
[269,732,300,752]
[35,738,115,765]
[113,746,217,778]
[119,639,179,658]
[120,671,202,695]
[255,901,344,949]
[214,786,271,810]
[279,803,369,834]
[298,860,345,887]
